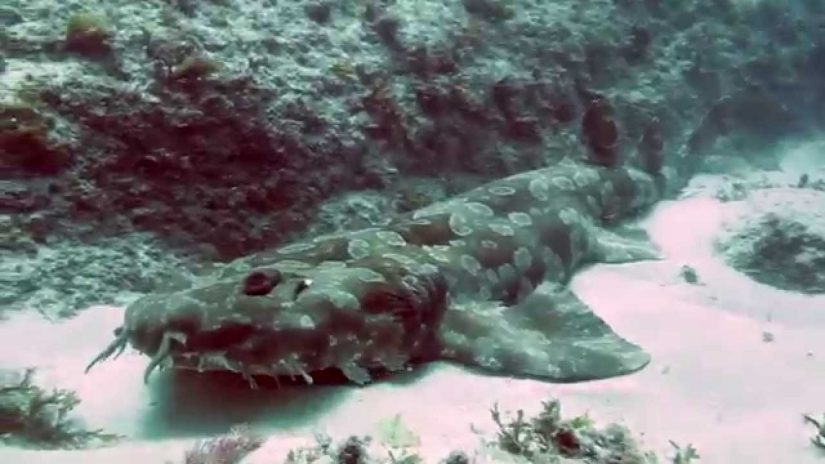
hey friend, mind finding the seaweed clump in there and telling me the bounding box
[176,399,699,463]
[179,425,264,464]
[0,368,120,449]
[490,399,656,463]
[284,434,375,464]
[803,413,825,451]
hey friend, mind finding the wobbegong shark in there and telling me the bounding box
[86,158,669,387]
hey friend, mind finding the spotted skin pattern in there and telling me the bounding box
[86,160,665,386]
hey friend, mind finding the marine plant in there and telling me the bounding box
[0,368,120,449]
[180,424,264,464]
[668,440,700,463]
[803,413,825,450]
[490,399,655,462]
[177,396,707,463]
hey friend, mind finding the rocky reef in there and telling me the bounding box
[2,1,824,312]
[3,1,825,460]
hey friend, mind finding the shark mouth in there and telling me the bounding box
[85,327,316,389]
[171,350,316,389]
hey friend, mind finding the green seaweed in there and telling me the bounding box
[0,368,120,449]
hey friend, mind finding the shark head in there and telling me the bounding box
[86,256,449,385]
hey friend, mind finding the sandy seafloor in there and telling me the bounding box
[2,153,825,463]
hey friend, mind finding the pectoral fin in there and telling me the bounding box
[438,282,650,382]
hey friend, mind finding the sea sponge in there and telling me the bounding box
[64,11,112,56]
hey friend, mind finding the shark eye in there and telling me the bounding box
[243,269,281,296]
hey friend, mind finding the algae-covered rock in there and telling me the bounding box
[716,187,825,294]
[0,233,198,319]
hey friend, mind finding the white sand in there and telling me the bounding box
[2,165,824,463]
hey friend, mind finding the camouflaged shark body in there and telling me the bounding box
[87,160,666,386]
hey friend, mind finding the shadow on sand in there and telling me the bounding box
[134,361,440,439]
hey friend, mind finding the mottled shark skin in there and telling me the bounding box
[86,159,667,387]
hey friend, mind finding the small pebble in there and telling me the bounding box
[680,265,699,284]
